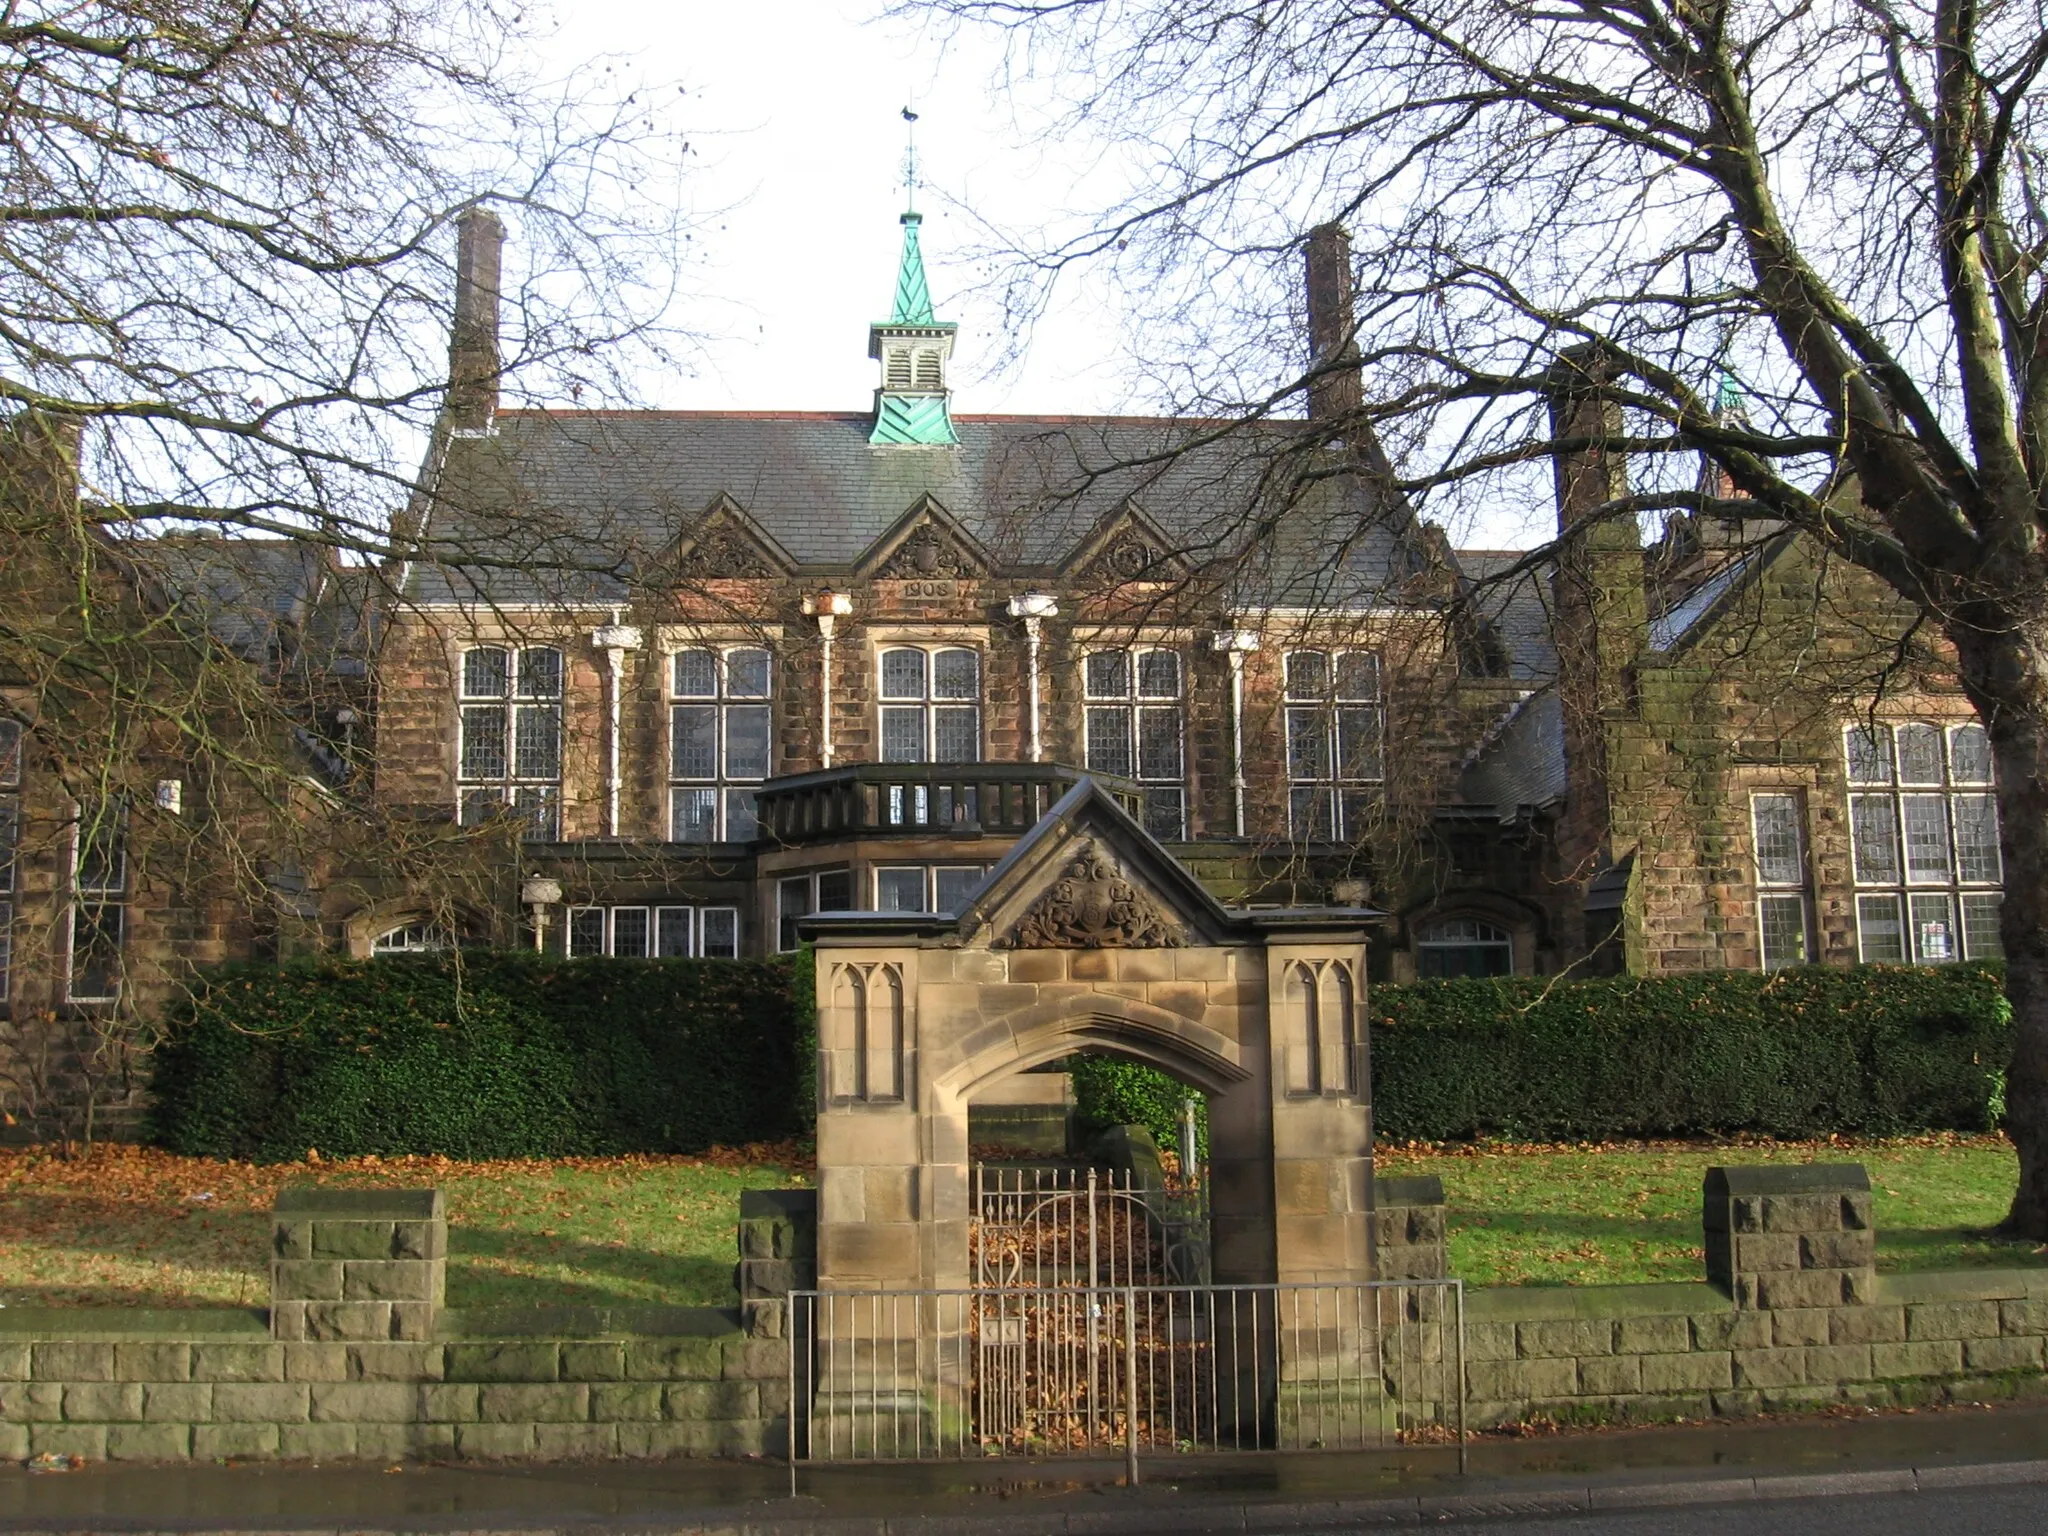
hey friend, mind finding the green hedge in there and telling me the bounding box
[1070,1055,1208,1160]
[148,951,816,1162]
[1370,963,2010,1142]
[148,953,2012,1159]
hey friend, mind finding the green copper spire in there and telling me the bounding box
[890,212,935,324]
[869,206,958,446]
[1714,369,1743,414]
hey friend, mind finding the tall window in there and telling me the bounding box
[458,646,562,839]
[69,800,125,1003]
[1846,722,2002,962]
[1084,648,1186,839]
[878,646,980,762]
[0,719,17,1002]
[1750,793,1811,969]
[567,904,740,959]
[670,647,771,842]
[1284,650,1384,840]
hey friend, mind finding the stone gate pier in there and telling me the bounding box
[799,778,1382,1448]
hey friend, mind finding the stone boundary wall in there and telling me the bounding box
[0,1308,786,1464]
[1460,1271,2048,1427]
[1447,1162,2048,1427]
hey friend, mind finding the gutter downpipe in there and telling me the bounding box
[1007,592,1059,762]
[1212,629,1260,837]
[590,613,643,837]
[804,591,855,768]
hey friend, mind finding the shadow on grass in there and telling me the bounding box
[0,1195,742,1310]
[444,1224,737,1308]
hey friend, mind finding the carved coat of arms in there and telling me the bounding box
[998,845,1184,949]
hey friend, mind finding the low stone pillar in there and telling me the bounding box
[270,1188,445,1341]
[1704,1165,1873,1309]
[735,1188,817,1339]
[1372,1175,1448,1282]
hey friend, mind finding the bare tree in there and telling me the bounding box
[0,0,690,1135]
[911,0,2048,1233]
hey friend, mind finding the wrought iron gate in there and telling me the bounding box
[788,1160,1466,1467]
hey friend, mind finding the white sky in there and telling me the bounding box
[521,1,1544,550]
[535,0,1137,417]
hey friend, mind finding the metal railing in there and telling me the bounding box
[788,1280,1465,1473]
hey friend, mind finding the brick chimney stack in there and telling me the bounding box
[1545,343,1648,962]
[446,207,505,432]
[1304,223,1362,423]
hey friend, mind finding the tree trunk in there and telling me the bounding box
[1965,634,2048,1239]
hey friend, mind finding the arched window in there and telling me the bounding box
[372,920,448,954]
[1415,917,1514,978]
[669,646,772,842]
[1083,647,1186,839]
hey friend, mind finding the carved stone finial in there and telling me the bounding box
[997,844,1184,949]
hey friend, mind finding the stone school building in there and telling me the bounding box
[0,203,2009,1082]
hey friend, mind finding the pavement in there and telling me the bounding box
[2,1401,2047,1533]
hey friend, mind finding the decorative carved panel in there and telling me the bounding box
[996,844,1184,949]
[1284,958,1358,1097]
[674,516,776,579]
[1082,527,1170,584]
[830,961,905,1102]
[875,518,979,579]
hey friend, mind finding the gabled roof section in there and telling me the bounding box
[1646,530,1797,654]
[1070,501,1195,586]
[857,495,991,579]
[661,495,795,581]
[405,412,1435,608]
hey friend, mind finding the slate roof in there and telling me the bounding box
[119,535,376,672]
[126,537,324,660]
[406,410,1427,609]
[1452,550,1558,684]
[1458,688,1567,816]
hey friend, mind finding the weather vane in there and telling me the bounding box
[901,104,920,212]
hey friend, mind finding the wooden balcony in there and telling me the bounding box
[752,762,1142,847]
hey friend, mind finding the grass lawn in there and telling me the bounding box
[5,1134,2042,1307]
[0,1143,813,1310]
[1377,1132,2048,1287]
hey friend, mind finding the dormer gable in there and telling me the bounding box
[663,496,793,581]
[858,496,991,580]
[1072,502,1194,587]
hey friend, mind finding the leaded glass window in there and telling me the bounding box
[458,645,562,839]
[1084,648,1185,839]
[878,646,981,763]
[669,646,772,842]
[1846,722,2003,962]
[1750,793,1810,969]
[1285,650,1384,841]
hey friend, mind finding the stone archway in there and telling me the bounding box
[804,778,1381,1296]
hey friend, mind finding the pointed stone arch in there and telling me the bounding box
[804,777,1381,1294]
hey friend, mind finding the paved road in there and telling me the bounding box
[1266,1483,2048,1535]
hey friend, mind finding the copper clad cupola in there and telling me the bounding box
[868,211,959,446]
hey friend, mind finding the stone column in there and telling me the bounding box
[270,1189,445,1342]
[1704,1165,1875,1309]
